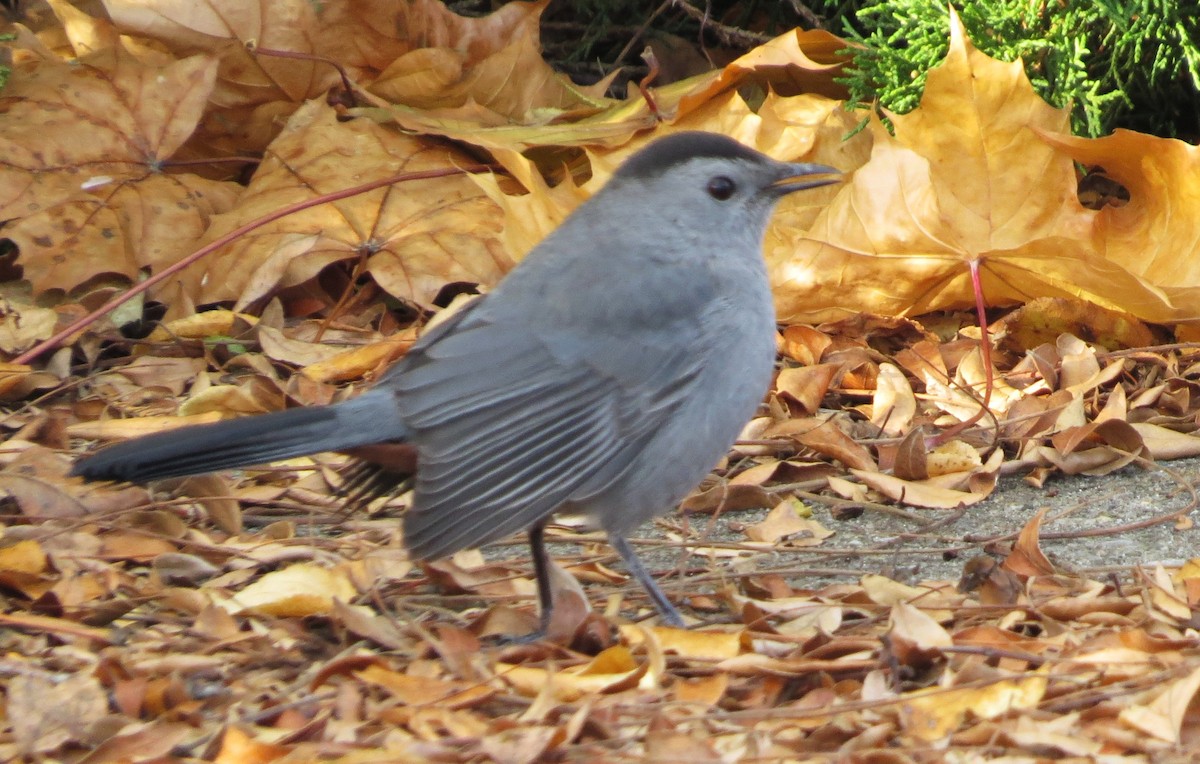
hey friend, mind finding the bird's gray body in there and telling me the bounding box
[72,132,838,627]
[391,157,780,558]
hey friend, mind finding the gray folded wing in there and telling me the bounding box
[390,302,704,561]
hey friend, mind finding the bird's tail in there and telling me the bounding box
[70,390,409,484]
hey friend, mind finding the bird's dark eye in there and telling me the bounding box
[706,175,737,200]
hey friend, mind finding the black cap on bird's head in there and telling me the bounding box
[614,132,771,180]
[613,131,841,193]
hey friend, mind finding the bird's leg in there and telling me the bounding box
[608,533,686,627]
[488,522,555,645]
[528,520,554,636]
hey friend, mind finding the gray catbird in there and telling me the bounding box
[72,131,839,631]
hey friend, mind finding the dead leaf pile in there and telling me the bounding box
[1,507,1198,760]
[2,1,1199,760]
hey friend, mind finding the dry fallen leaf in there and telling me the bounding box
[773,8,1191,324]
[1,44,238,296]
[229,563,357,617]
[5,4,1200,761]
[192,101,511,311]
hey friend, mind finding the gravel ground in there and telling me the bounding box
[614,456,1200,601]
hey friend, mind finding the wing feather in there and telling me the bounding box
[396,300,709,561]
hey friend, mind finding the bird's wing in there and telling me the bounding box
[394,300,706,560]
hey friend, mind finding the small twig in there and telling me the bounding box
[612,0,673,66]
[784,0,826,29]
[252,45,358,106]
[792,489,932,524]
[673,0,772,47]
[638,47,663,121]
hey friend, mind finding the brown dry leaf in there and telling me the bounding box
[0,446,150,518]
[1142,565,1192,623]
[900,673,1047,743]
[143,309,260,343]
[67,412,226,442]
[852,448,1002,509]
[176,474,243,534]
[542,556,591,644]
[255,325,349,368]
[620,625,743,661]
[0,299,58,355]
[957,556,1024,606]
[103,0,358,158]
[0,42,216,213]
[672,673,729,708]
[774,9,1183,324]
[1130,423,1200,460]
[0,44,239,295]
[424,551,538,601]
[779,324,833,365]
[177,378,288,418]
[1002,508,1056,578]
[680,483,776,515]
[744,499,828,546]
[677,27,852,110]
[1005,714,1101,757]
[741,461,839,492]
[109,0,613,157]
[193,101,510,310]
[371,23,849,156]
[925,440,982,478]
[768,415,877,472]
[0,540,51,600]
[0,363,41,400]
[775,363,840,415]
[300,329,420,384]
[0,539,48,577]
[355,664,494,709]
[77,722,195,763]
[888,601,952,665]
[870,362,916,436]
[212,726,292,764]
[1118,665,1200,744]
[1039,130,1200,306]
[367,0,608,119]
[7,671,109,755]
[859,576,959,621]
[498,645,645,702]
[1044,418,1148,477]
[100,356,209,398]
[229,563,357,617]
[999,297,1157,351]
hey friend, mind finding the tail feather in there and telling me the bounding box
[71,391,408,483]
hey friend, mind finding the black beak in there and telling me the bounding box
[772,162,843,193]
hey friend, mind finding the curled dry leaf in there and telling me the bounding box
[870,362,916,437]
[852,448,1003,509]
[887,601,952,665]
[1002,508,1056,578]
